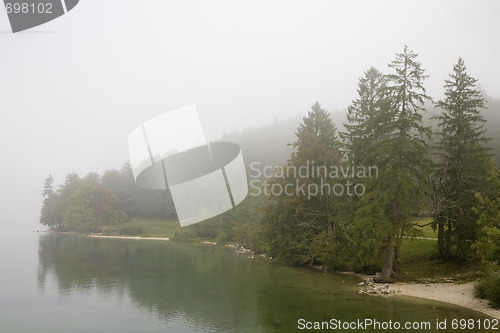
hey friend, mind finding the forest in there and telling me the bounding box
[40,46,500,304]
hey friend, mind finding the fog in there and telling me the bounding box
[0,0,499,231]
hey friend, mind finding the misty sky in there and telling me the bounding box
[1,0,499,230]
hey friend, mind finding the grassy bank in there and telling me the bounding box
[398,238,482,282]
[398,221,482,282]
[101,218,182,239]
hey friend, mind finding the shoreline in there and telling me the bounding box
[44,231,499,319]
[341,271,500,319]
[88,234,170,241]
[393,282,500,320]
[44,230,171,241]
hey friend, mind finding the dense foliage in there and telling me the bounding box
[475,272,500,308]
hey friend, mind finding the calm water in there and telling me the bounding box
[0,232,494,332]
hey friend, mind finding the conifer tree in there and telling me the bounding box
[433,57,492,258]
[342,67,389,271]
[342,67,389,166]
[291,102,342,235]
[262,102,344,265]
[40,175,62,228]
[353,46,431,280]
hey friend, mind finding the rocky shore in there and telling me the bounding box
[357,277,402,295]
[356,276,500,319]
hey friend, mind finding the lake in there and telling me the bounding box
[0,231,494,332]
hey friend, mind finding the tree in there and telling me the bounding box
[102,163,137,217]
[232,194,267,252]
[40,175,63,228]
[342,67,391,271]
[262,102,345,266]
[342,67,389,166]
[291,102,343,235]
[354,46,432,280]
[62,181,99,232]
[101,162,177,220]
[42,175,54,198]
[62,175,126,232]
[432,57,493,258]
[473,169,500,263]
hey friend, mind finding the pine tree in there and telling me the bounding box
[433,57,492,258]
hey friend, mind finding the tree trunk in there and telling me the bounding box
[445,219,452,256]
[393,245,400,271]
[393,227,404,271]
[326,201,332,235]
[382,195,398,281]
[437,218,445,257]
[380,239,394,281]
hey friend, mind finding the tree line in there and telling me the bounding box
[258,46,499,281]
[40,164,177,232]
[40,45,500,282]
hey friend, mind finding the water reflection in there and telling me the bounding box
[38,234,295,331]
[37,234,491,332]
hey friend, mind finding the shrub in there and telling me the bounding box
[475,273,500,308]
[119,225,145,236]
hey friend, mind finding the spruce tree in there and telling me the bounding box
[262,102,343,265]
[354,46,431,280]
[292,102,342,236]
[342,67,390,271]
[342,67,389,166]
[433,57,492,258]
[40,175,62,228]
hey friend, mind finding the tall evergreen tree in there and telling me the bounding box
[291,102,343,235]
[40,175,62,228]
[342,67,389,166]
[354,46,431,280]
[342,67,390,271]
[42,175,54,198]
[262,102,345,266]
[432,57,492,258]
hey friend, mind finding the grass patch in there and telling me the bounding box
[398,238,482,283]
[409,217,437,239]
[119,225,145,236]
[102,218,182,238]
[397,218,481,282]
